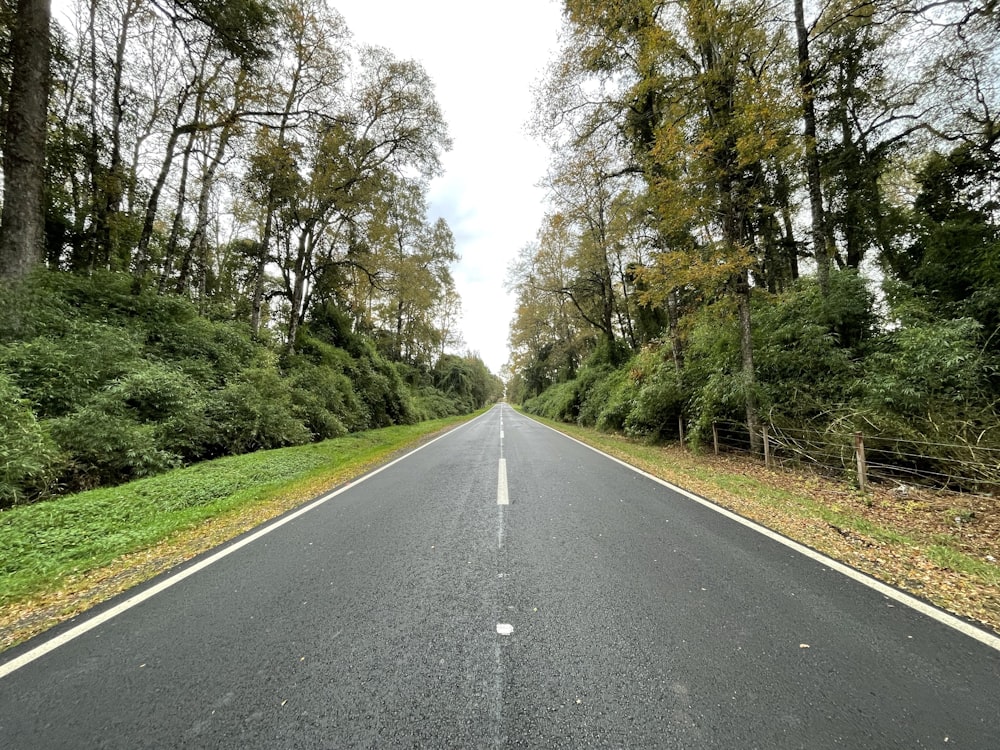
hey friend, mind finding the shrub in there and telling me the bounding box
[523,380,579,422]
[411,387,462,421]
[751,274,865,425]
[205,366,312,456]
[48,409,179,491]
[574,364,617,427]
[625,367,685,439]
[1,321,143,418]
[596,368,637,432]
[285,359,355,440]
[0,373,59,505]
[861,316,994,430]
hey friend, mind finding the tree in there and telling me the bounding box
[367,178,458,364]
[0,0,49,278]
[794,0,833,295]
[540,141,641,362]
[0,0,276,280]
[506,236,588,395]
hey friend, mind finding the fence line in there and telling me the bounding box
[704,419,1000,496]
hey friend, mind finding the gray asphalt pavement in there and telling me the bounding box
[1,404,998,748]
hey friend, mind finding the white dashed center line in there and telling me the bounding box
[497,459,509,505]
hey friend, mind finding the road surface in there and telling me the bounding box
[2,404,998,748]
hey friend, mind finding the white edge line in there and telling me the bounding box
[0,411,491,679]
[521,412,1000,653]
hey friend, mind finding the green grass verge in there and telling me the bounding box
[0,414,475,609]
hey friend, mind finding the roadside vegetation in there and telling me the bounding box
[0,272,501,506]
[506,0,1000,634]
[508,1,1000,494]
[0,0,502,504]
[0,414,475,650]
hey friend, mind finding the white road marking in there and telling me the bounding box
[0,412,491,680]
[497,459,509,506]
[491,640,505,749]
[496,623,514,635]
[521,411,1000,653]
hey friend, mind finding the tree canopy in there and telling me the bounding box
[511,0,1000,489]
[0,0,503,505]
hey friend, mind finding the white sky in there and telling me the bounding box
[333,1,564,374]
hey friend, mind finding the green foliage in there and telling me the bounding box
[2,321,142,417]
[204,365,313,456]
[0,373,58,504]
[0,271,490,504]
[861,317,994,428]
[179,0,278,63]
[432,353,502,413]
[48,408,179,490]
[594,368,636,433]
[681,301,750,436]
[623,356,684,439]
[751,272,869,423]
[574,363,618,428]
[522,380,579,422]
[886,145,1000,351]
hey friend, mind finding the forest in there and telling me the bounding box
[508,0,1000,491]
[0,0,502,506]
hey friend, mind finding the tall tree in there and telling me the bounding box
[0,0,276,279]
[794,0,833,295]
[0,0,49,278]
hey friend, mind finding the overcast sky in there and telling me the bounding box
[333,1,565,374]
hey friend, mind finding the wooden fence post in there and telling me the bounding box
[855,432,868,492]
[763,425,772,469]
[712,422,719,455]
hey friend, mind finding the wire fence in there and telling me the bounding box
[706,420,1000,496]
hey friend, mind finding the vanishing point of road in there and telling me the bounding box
[2,405,998,748]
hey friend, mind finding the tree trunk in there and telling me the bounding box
[0,0,50,279]
[133,125,183,278]
[162,129,197,291]
[666,288,684,376]
[250,211,271,336]
[179,119,234,296]
[774,164,799,282]
[734,270,761,454]
[285,228,312,351]
[794,0,833,297]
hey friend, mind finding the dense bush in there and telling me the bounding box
[204,365,314,456]
[0,373,59,503]
[432,353,503,413]
[0,272,498,505]
[522,379,579,422]
[519,266,1000,489]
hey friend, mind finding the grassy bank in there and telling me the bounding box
[528,414,1000,636]
[0,413,476,650]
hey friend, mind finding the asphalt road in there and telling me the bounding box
[2,404,998,748]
